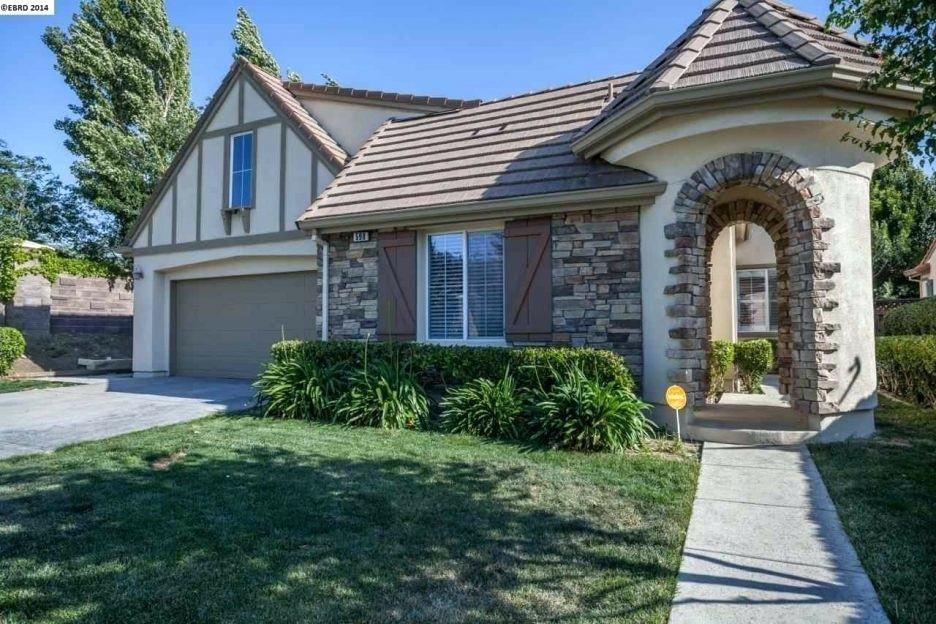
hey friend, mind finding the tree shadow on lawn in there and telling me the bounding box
[0,443,684,623]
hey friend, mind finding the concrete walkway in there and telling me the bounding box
[0,376,253,459]
[670,443,888,623]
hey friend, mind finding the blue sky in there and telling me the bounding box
[0,0,836,185]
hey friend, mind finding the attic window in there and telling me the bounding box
[229,132,254,209]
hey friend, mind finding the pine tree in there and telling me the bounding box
[232,7,279,77]
[43,0,198,239]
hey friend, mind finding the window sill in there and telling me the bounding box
[421,339,508,348]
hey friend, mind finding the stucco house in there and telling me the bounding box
[904,240,936,298]
[124,0,921,441]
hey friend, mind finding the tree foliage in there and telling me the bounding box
[0,140,117,257]
[869,156,936,297]
[828,0,936,161]
[43,0,198,240]
[231,7,279,76]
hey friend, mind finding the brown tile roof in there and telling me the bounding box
[285,81,482,110]
[299,74,656,224]
[581,0,880,136]
[904,239,936,278]
[242,60,350,169]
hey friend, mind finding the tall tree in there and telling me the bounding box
[0,140,117,258]
[869,156,936,297]
[231,7,279,76]
[828,0,936,161]
[43,0,198,240]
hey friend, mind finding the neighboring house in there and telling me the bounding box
[124,0,921,440]
[904,240,936,298]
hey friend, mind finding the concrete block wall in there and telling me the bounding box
[4,274,133,335]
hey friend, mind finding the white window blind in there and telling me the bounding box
[230,132,253,209]
[737,267,778,333]
[428,230,504,341]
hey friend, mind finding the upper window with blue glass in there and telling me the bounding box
[229,132,253,209]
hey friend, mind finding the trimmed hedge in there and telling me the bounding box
[876,336,936,407]
[734,339,774,393]
[880,297,936,336]
[707,340,735,399]
[270,340,636,393]
[0,327,26,376]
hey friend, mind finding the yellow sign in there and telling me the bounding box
[665,385,687,410]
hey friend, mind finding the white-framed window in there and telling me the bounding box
[427,229,504,341]
[229,132,254,209]
[927,279,935,298]
[737,267,778,333]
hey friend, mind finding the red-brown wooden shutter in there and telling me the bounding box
[504,217,552,341]
[377,230,417,341]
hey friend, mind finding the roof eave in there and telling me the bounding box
[296,181,667,234]
[572,65,922,160]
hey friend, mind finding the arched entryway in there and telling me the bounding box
[663,152,841,417]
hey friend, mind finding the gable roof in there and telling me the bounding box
[580,0,879,139]
[124,58,355,246]
[905,239,936,278]
[298,73,658,227]
[242,61,349,170]
[286,80,482,111]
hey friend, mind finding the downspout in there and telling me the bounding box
[320,235,329,341]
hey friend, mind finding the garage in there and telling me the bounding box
[171,272,316,378]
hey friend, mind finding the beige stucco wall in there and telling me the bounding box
[300,97,428,155]
[710,228,736,342]
[603,104,887,419]
[735,224,775,266]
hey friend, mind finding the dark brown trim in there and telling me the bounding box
[202,116,279,139]
[195,142,203,241]
[279,122,287,231]
[128,229,308,256]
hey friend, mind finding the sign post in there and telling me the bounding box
[665,385,688,441]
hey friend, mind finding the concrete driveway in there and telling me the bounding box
[0,376,254,459]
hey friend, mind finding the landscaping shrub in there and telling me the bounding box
[440,370,527,440]
[707,340,735,399]
[879,297,936,336]
[335,358,429,429]
[530,364,653,452]
[253,357,346,420]
[269,340,635,392]
[0,327,26,376]
[734,339,773,393]
[876,336,936,407]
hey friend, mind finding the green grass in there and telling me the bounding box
[0,415,698,623]
[0,379,74,394]
[811,398,936,624]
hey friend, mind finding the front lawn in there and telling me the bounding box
[0,415,698,623]
[0,379,74,394]
[811,397,936,623]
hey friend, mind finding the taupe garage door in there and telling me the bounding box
[171,272,316,378]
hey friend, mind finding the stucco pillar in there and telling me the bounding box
[132,264,169,377]
[808,164,877,438]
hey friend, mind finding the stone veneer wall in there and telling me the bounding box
[323,233,378,339]
[320,208,643,382]
[5,275,133,334]
[547,207,643,379]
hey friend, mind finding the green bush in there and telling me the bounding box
[269,340,635,392]
[734,339,773,393]
[253,357,346,420]
[707,340,735,399]
[440,370,527,440]
[335,358,429,429]
[880,298,936,336]
[530,364,653,452]
[876,336,936,407]
[0,327,26,376]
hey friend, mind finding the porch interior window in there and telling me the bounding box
[428,231,504,340]
[737,267,778,333]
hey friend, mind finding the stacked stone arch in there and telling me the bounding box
[663,152,841,416]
